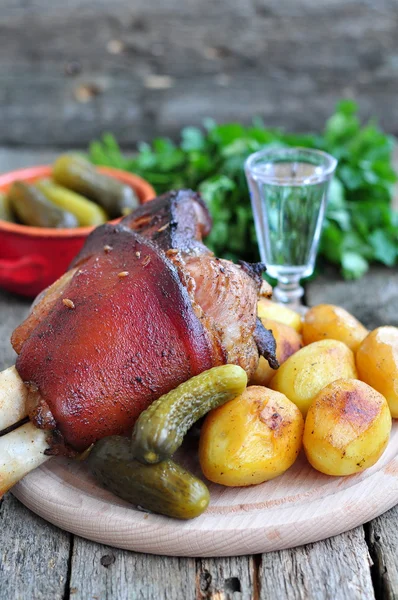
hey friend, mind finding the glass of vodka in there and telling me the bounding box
[245,147,337,306]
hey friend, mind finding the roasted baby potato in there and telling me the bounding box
[356,326,398,417]
[304,379,392,476]
[251,318,303,386]
[269,339,357,416]
[257,299,302,333]
[302,304,368,352]
[199,386,304,486]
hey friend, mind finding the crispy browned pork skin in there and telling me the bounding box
[12,190,277,453]
[123,189,212,256]
[122,190,277,373]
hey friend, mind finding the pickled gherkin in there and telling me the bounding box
[131,365,248,464]
[7,182,78,228]
[53,154,140,218]
[87,436,210,520]
[0,192,14,222]
[36,179,108,227]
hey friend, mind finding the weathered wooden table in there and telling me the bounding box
[0,150,397,600]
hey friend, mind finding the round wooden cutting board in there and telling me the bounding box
[12,422,398,557]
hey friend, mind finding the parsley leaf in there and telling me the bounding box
[88,101,398,279]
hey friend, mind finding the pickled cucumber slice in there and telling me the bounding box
[131,365,248,464]
[36,179,108,227]
[7,182,78,228]
[0,192,15,222]
[53,154,139,218]
[87,436,210,520]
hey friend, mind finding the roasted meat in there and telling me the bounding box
[123,190,276,374]
[122,189,212,256]
[11,190,277,452]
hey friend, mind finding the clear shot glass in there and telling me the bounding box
[245,147,337,306]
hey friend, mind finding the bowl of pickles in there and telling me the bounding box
[0,155,156,297]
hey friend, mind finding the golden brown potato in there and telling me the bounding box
[304,379,392,476]
[199,386,304,486]
[269,339,357,416]
[356,326,398,417]
[302,304,368,352]
[257,299,302,333]
[251,318,303,386]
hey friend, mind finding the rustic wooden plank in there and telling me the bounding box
[196,556,257,600]
[0,494,71,600]
[0,147,61,174]
[68,536,196,600]
[0,288,72,595]
[0,145,391,599]
[366,506,398,600]
[2,1,398,145]
[259,528,375,600]
[0,289,30,370]
[306,266,398,329]
[0,290,72,597]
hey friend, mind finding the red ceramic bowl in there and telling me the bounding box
[0,165,156,297]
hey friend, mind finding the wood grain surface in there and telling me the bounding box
[258,528,375,600]
[0,258,395,596]
[1,150,398,596]
[2,1,398,146]
[11,416,398,557]
[0,494,71,600]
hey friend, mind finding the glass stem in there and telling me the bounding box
[273,277,304,306]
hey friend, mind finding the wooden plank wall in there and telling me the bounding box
[1,0,398,147]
